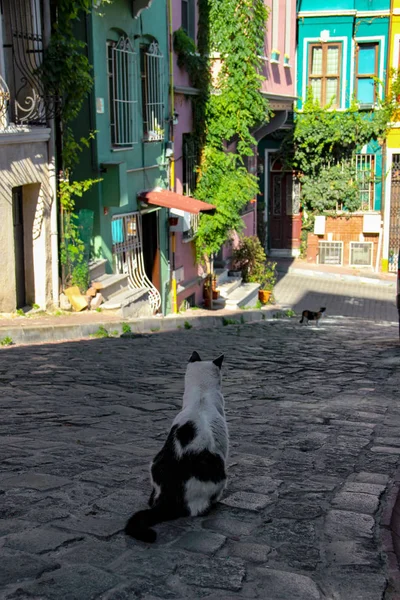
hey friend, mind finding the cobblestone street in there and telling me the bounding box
[1,317,400,599]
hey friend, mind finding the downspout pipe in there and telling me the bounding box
[44,0,59,307]
[167,0,178,313]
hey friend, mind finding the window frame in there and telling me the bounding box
[356,153,375,211]
[355,42,379,107]
[181,0,195,40]
[140,40,165,142]
[308,42,342,107]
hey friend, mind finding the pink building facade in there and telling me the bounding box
[171,0,298,308]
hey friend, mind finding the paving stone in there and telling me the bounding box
[227,541,272,562]
[202,516,259,537]
[325,510,375,540]
[326,540,381,567]
[220,491,273,511]
[343,481,386,496]
[323,570,387,600]
[173,530,226,554]
[371,445,400,454]
[18,564,119,600]
[177,556,245,591]
[4,526,83,554]
[0,473,70,491]
[0,549,60,587]
[332,491,380,515]
[353,472,389,485]
[253,568,321,600]
[52,515,125,537]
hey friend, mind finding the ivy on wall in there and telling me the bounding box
[174,0,270,261]
[39,0,103,291]
[281,75,400,216]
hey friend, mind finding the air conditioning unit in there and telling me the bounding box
[314,215,326,235]
[363,214,381,234]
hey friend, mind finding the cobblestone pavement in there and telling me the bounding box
[274,272,398,323]
[1,317,400,599]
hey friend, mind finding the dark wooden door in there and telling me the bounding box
[142,211,161,292]
[269,172,302,252]
[13,186,26,308]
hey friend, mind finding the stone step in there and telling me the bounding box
[91,273,129,301]
[214,282,260,310]
[215,268,229,286]
[88,259,108,281]
[102,287,153,318]
[217,276,243,298]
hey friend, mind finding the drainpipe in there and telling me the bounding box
[167,0,178,313]
[381,0,394,272]
[44,0,59,307]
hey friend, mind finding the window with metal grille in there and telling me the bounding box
[1,0,47,125]
[107,37,138,147]
[355,43,378,107]
[308,43,342,107]
[140,41,165,142]
[182,134,197,196]
[356,154,375,211]
[318,241,343,265]
[181,0,195,40]
[350,242,373,266]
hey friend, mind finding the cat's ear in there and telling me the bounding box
[213,354,224,369]
[189,351,202,363]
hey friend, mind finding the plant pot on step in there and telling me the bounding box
[212,290,219,300]
[258,290,271,304]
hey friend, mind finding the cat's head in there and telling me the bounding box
[185,351,224,387]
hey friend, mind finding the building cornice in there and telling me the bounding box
[0,127,51,145]
[298,9,389,18]
[173,85,200,96]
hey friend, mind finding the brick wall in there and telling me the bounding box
[307,215,379,268]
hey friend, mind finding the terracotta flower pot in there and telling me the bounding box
[258,290,271,304]
[212,290,219,300]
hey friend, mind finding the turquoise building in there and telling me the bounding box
[72,0,171,315]
[297,0,390,212]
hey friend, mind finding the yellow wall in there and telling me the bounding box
[388,7,400,148]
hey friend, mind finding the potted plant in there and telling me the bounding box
[270,49,280,63]
[249,261,277,304]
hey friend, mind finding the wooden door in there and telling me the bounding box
[269,171,301,252]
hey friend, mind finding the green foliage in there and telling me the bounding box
[122,323,132,334]
[222,317,239,326]
[281,81,400,214]
[249,261,277,291]
[175,0,270,261]
[91,326,110,338]
[16,309,25,317]
[0,336,13,347]
[184,321,193,329]
[232,236,267,282]
[32,303,40,310]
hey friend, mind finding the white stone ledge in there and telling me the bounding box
[0,127,51,145]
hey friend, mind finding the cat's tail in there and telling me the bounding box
[124,503,180,543]
[299,316,304,323]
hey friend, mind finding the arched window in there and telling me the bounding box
[107,34,138,147]
[140,40,165,142]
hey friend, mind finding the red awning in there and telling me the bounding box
[138,189,216,215]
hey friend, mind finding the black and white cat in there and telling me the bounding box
[124,350,228,543]
[299,306,326,326]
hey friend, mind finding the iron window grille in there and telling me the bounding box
[285,175,301,215]
[182,133,199,241]
[1,0,49,126]
[107,37,138,147]
[356,154,375,211]
[389,153,400,273]
[140,41,165,142]
[349,242,373,267]
[308,42,342,107]
[318,241,343,265]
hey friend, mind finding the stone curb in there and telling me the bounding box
[381,470,400,598]
[0,308,279,347]
[279,266,396,288]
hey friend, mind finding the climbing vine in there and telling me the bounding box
[281,74,400,216]
[39,0,105,291]
[174,0,270,261]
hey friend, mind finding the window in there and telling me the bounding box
[309,43,341,107]
[355,43,378,107]
[350,242,373,266]
[140,41,165,142]
[318,241,343,265]
[107,37,138,147]
[182,134,197,196]
[181,0,195,40]
[356,154,375,210]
